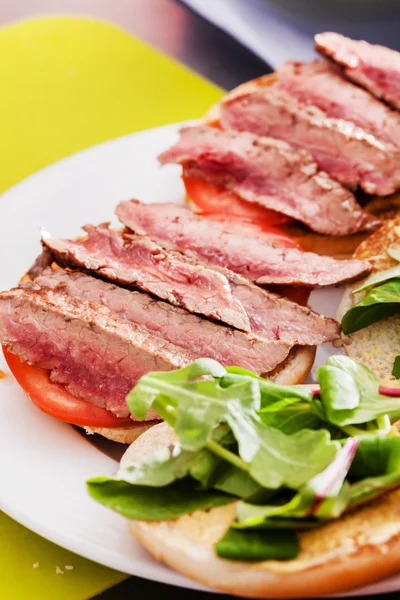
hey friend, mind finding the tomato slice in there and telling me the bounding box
[3,347,132,428]
[201,213,300,249]
[183,177,292,227]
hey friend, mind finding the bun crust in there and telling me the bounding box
[267,345,315,385]
[338,212,400,385]
[82,421,159,444]
[122,423,400,598]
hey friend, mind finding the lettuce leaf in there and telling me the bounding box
[342,279,400,334]
[87,477,234,520]
[317,356,400,427]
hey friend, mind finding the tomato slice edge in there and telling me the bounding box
[183,176,293,227]
[3,347,133,428]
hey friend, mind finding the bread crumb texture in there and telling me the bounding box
[135,490,400,575]
[340,213,400,385]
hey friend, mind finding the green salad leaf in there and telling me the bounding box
[128,360,338,490]
[349,471,400,510]
[258,402,324,434]
[354,267,400,294]
[393,355,400,379]
[221,366,313,407]
[215,527,299,562]
[87,477,234,520]
[349,437,400,480]
[88,355,400,563]
[342,279,400,334]
[234,438,357,528]
[318,356,400,427]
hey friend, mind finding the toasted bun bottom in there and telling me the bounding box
[267,345,315,385]
[202,73,400,258]
[122,423,400,598]
[338,213,400,385]
[82,421,160,444]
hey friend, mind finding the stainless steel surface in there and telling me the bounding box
[0,0,270,89]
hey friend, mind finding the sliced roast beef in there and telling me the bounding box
[159,126,376,234]
[219,269,340,344]
[38,229,340,344]
[0,287,195,419]
[31,267,292,372]
[116,200,371,287]
[315,32,400,111]
[278,60,400,148]
[219,85,400,196]
[40,226,251,332]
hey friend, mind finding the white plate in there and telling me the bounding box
[0,123,398,597]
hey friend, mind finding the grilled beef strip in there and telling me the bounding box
[315,32,400,112]
[159,126,376,234]
[116,200,371,287]
[0,287,196,419]
[40,225,251,332]
[277,60,400,149]
[219,86,400,196]
[31,267,293,374]
[37,228,340,345]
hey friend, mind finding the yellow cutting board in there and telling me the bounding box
[0,15,223,600]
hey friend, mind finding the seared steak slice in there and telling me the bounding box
[0,287,195,419]
[32,267,292,374]
[116,200,371,287]
[278,60,400,148]
[219,86,400,196]
[41,226,251,332]
[315,32,400,111]
[38,229,340,344]
[159,126,376,235]
[224,271,340,345]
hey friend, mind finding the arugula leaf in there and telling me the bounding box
[349,437,400,480]
[175,379,260,452]
[215,527,299,562]
[87,477,234,520]
[127,358,227,419]
[230,412,337,489]
[128,363,338,491]
[115,445,198,487]
[393,356,400,379]
[222,367,313,407]
[258,402,325,434]
[354,268,400,294]
[318,356,400,426]
[342,279,400,334]
[212,464,263,498]
[235,438,357,528]
[349,471,400,510]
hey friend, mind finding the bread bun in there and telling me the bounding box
[203,73,400,258]
[267,345,315,385]
[121,422,400,598]
[83,421,159,444]
[338,213,400,385]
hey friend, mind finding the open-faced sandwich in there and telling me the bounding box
[88,356,400,598]
[0,203,365,443]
